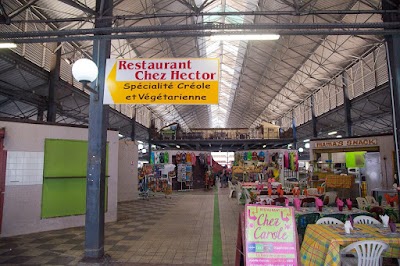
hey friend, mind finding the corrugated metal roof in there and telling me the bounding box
[0,0,389,136]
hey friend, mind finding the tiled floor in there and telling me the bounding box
[0,186,243,265]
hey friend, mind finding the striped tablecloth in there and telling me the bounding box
[300,223,400,266]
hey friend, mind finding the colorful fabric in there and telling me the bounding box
[150,152,155,164]
[300,224,400,266]
[258,151,265,162]
[175,153,181,163]
[191,152,196,165]
[243,152,248,161]
[164,152,169,163]
[289,152,295,171]
[284,152,289,168]
[247,152,252,161]
[207,153,212,165]
[159,152,164,163]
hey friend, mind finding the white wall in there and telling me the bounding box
[118,140,138,202]
[1,121,119,237]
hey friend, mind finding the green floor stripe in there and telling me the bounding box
[212,187,223,266]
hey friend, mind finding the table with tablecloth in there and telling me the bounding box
[258,195,321,205]
[295,206,368,219]
[300,223,400,266]
[240,181,281,189]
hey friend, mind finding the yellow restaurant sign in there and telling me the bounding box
[103,58,219,104]
[314,138,378,148]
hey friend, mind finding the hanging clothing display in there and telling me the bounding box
[258,151,265,162]
[191,152,196,166]
[284,151,289,168]
[164,152,169,163]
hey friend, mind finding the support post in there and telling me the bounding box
[37,106,44,121]
[130,115,136,141]
[47,43,61,122]
[83,0,112,261]
[311,95,318,138]
[382,0,400,214]
[292,111,297,149]
[342,71,352,137]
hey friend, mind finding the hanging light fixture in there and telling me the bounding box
[0,42,17,48]
[72,58,99,83]
[210,34,280,41]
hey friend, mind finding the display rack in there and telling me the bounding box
[177,163,193,191]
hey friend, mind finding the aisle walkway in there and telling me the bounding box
[0,187,243,266]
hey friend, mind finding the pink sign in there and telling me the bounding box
[245,205,299,266]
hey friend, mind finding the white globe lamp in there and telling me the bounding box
[72,58,98,83]
[298,147,304,153]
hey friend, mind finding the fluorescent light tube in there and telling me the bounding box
[210,34,280,41]
[303,139,310,142]
[328,131,337,135]
[0,42,17,48]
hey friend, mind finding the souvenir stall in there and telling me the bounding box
[152,150,213,190]
[139,151,176,197]
[232,149,298,185]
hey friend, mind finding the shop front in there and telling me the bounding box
[310,134,395,197]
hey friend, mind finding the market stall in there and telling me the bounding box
[309,135,395,197]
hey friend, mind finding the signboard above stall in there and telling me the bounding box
[103,58,219,105]
[312,137,378,149]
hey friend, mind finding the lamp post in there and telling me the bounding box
[72,56,108,261]
[71,0,112,261]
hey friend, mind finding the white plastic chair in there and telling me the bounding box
[307,188,319,196]
[316,217,344,225]
[228,181,235,198]
[242,188,252,205]
[339,240,388,266]
[324,191,338,206]
[365,196,378,206]
[356,197,369,210]
[235,183,243,204]
[353,215,381,225]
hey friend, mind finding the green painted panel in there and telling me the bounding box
[43,139,108,177]
[345,151,366,168]
[42,139,109,218]
[41,177,108,218]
